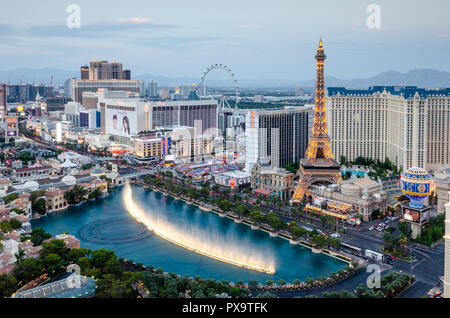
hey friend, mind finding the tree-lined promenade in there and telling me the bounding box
[131,173,369,294]
[137,174,345,254]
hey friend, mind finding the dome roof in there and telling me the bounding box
[24,181,40,191]
[340,183,362,196]
[62,175,76,186]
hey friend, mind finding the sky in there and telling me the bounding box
[0,0,449,81]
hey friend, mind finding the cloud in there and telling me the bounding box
[0,20,178,40]
[116,17,153,24]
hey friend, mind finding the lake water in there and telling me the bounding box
[32,185,346,283]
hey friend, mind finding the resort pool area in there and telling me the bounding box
[31,185,346,283]
[341,169,367,178]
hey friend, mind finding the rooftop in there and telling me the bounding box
[12,275,96,298]
[14,165,52,173]
[350,176,379,188]
[328,86,450,99]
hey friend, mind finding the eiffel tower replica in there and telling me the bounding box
[291,38,341,203]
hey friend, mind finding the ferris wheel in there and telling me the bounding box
[199,64,239,110]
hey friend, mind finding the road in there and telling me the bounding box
[21,133,444,298]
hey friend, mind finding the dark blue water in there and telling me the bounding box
[32,185,346,283]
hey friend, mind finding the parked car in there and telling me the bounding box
[369,226,374,231]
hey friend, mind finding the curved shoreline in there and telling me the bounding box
[135,181,352,266]
[124,184,276,274]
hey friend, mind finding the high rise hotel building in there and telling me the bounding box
[245,107,311,173]
[326,86,450,171]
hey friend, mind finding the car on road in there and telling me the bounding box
[369,226,374,231]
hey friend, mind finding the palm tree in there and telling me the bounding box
[383,233,393,251]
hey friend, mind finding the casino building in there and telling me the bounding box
[98,89,218,146]
[327,86,450,172]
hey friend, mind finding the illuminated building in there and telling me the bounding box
[306,176,387,222]
[80,65,89,80]
[251,158,295,201]
[134,136,164,159]
[435,166,450,214]
[45,96,72,112]
[0,83,6,114]
[291,39,341,203]
[68,79,141,103]
[244,108,310,173]
[6,84,54,103]
[86,61,131,81]
[399,167,434,239]
[99,89,218,146]
[327,86,450,171]
[4,116,19,141]
[215,170,251,188]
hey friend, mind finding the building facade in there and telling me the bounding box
[435,166,450,214]
[69,79,141,103]
[99,90,218,146]
[12,165,53,182]
[307,177,387,222]
[86,61,131,81]
[134,137,164,159]
[327,86,450,171]
[251,159,295,201]
[245,107,311,173]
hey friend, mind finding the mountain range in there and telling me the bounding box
[1,68,450,89]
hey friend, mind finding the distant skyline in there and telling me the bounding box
[1,0,450,81]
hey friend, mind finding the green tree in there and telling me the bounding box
[90,248,117,269]
[32,198,47,215]
[0,274,18,297]
[266,212,283,231]
[0,221,12,233]
[30,228,52,246]
[3,193,18,205]
[288,221,298,233]
[311,234,326,248]
[41,239,67,258]
[235,203,249,217]
[64,185,89,204]
[43,253,62,268]
[29,190,46,203]
[88,188,103,200]
[14,258,44,283]
[292,227,307,239]
[217,199,233,213]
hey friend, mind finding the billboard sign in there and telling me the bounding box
[403,207,430,224]
[107,107,136,137]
